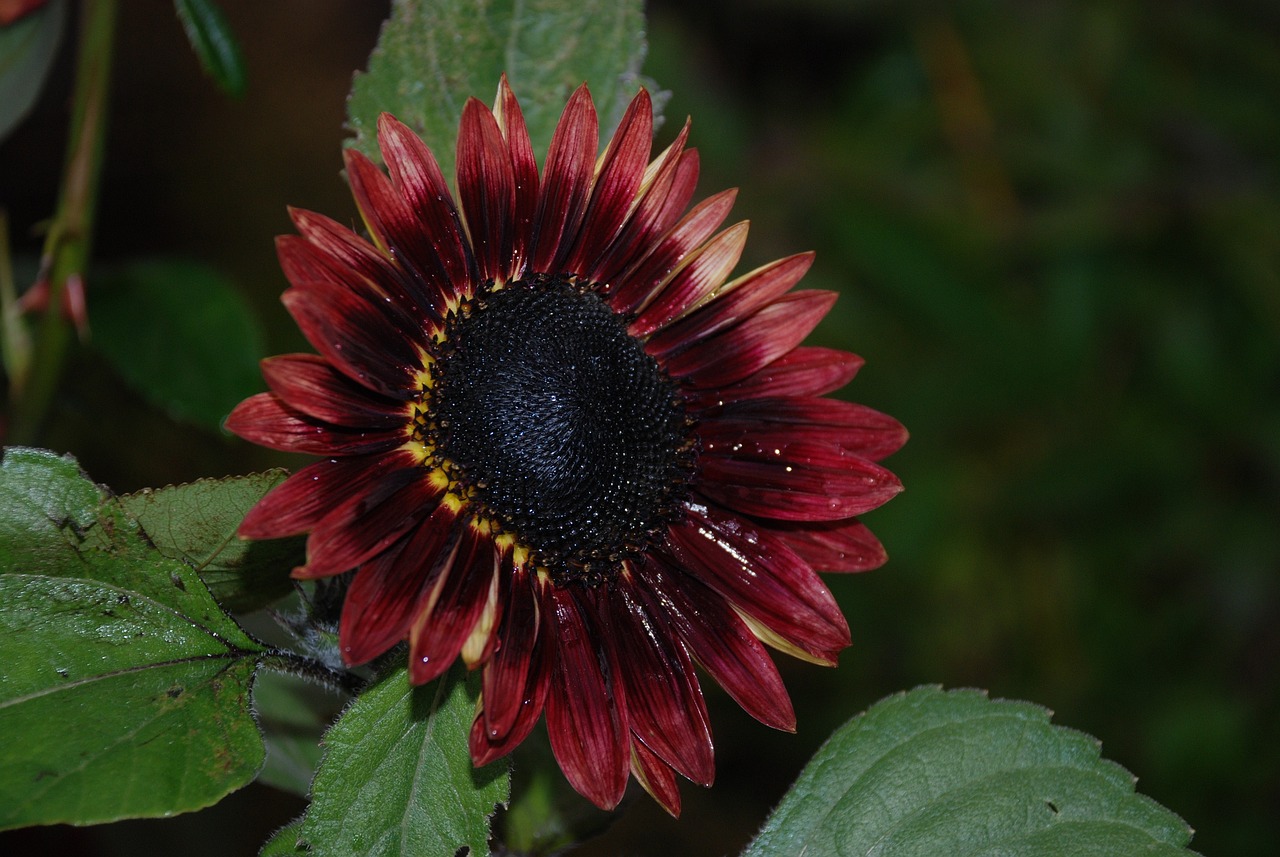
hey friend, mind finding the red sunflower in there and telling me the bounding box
[227,77,906,815]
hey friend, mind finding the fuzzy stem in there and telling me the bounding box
[258,649,369,697]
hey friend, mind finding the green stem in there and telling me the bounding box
[8,0,117,445]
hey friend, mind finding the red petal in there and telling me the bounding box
[633,555,795,731]
[530,85,598,274]
[339,502,461,665]
[480,561,544,741]
[261,354,406,429]
[628,221,749,338]
[470,627,551,766]
[631,740,682,818]
[645,252,814,356]
[664,290,836,389]
[297,467,442,579]
[608,188,737,316]
[407,522,501,684]
[605,582,714,786]
[225,393,404,456]
[665,507,851,664]
[587,121,692,285]
[287,208,423,313]
[238,451,417,540]
[276,234,334,285]
[343,149,448,320]
[712,397,908,462]
[690,346,863,407]
[377,113,478,293]
[493,76,539,273]
[281,283,422,398]
[562,89,653,275]
[771,519,889,573]
[457,98,516,283]
[696,451,903,522]
[544,586,628,810]
[645,147,700,240]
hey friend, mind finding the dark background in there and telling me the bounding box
[2,0,1277,854]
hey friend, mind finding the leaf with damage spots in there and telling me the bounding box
[0,447,267,830]
[120,471,302,612]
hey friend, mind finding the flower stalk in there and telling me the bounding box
[8,0,116,443]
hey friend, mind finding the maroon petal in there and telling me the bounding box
[480,561,544,742]
[697,450,903,522]
[471,642,552,766]
[631,739,683,818]
[281,283,422,398]
[276,234,336,285]
[225,393,404,457]
[665,506,851,664]
[457,97,516,284]
[470,627,551,766]
[713,397,909,462]
[544,586,629,810]
[493,76,539,274]
[605,581,714,786]
[407,520,501,685]
[377,113,478,293]
[238,451,418,539]
[645,252,814,356]
[561,88,653,276]
[261,353,406,429]
[628,221,749,338]
[643,146,700,241]
[634,555,795,731]
[663,290,837,389]
[297,467,442,579]
[608,188,737,316]
[339,502,461,665]
[690,346,863,407]
[771,519,889,573]
[587,121,692,285]
[343,148,448,320]
[530,85,598,274]
[287,208,420,309]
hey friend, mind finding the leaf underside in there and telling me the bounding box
[346,0,654,183]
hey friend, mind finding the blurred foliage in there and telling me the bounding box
[0,0,1276,854]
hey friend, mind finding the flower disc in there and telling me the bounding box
[433,276,692,583]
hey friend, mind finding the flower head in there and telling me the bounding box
[227,77,906,814]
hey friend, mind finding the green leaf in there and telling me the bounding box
[743,687,1197,857]
[347,0,655,182]
[120,472,301,612]
[0,447,267,830]
[172,0,247,97]
[299,667,509,857]
[0,0,67,143]
[91,259,265,432]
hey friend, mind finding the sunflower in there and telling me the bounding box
[226,77,906,814]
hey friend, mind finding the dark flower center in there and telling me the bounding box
[433,275,694,585]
